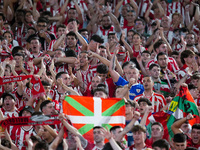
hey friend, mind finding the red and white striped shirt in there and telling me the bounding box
[78,65,97,87]
[167,2,185,20]
[146,56,180,74]
[134,92,166,112]
[95,25,115,44]
[1,107,19,118]
[178,64,191,84]
[11,126,36,150]
[138,0,150,17]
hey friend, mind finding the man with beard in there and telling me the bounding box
[171,114,200,149]
[185,32,198,53]
[149,63,171,97]
[134,76,166,112]
[157,52,177,93]
[91,5,121,44]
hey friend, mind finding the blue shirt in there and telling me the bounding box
[115,76,144,100]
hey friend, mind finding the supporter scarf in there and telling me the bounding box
[0,75,33,85]
[30,76,45,98]
[0,115,61,129]
[0,75,45,98]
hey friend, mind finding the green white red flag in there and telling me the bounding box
[63,95,126,142]
[149,86,200,138]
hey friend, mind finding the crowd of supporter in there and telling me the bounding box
[0,0,200,149]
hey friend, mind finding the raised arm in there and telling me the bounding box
[144,1,153,24]
[73,0,83,24]
[57,78,80,95]
[140,106,153,127]
[121,30,133,58]
[101,127,122,150]
[106,4,121,33]
[159,27,172,55]
[117,111,140,141]
[60,0,69,15]
[109,52,120,83]
[114,0,123,18]
[171,114,193,134]
[130,0,139,17]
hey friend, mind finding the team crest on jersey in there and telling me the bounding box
[136,89,141,93]
[34,83,40,92]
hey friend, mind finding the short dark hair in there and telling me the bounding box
[42,81,51,86]
[173,133,187,143]
[99,45,106,49]
[29,36,40,43]
[191,73,200,80]
[93,126,102,130]
[55,71,68,80]
[66,31,77,39]
[65,49,77,57]
[110,126,122,134]
[141,50,151,55]
[67,18,80,24]
[37,17,49,24]
[56,24,66,32]
[192,124,200,130]
[180,50,195,64]
[12,46,24,56]
[41,11,52,17]
[93,84,108,95]
[149,63,160,70]
[97,64,109,74]
[151,122,164,131]
[90,34,104,43]
[134,18,145,25]
[122,61,135,69]
[27,27,37,33]
[131,125,146,133]
[152,139,170,150]
[30,135,42,143]
[40,100,52,111]
[125,99,136,108]
[188,84,198,90]
[79,28,88,34]
[157,52,167,60]
[138,97,152,106]
[153,40,166,52]
[171,51,179,56]
[34,141,49,150]
[3,31,13,38]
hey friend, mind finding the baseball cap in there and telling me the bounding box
[19,106,35,116]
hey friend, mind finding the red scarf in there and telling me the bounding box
[0,75,45,98]
[0,115,61,128]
